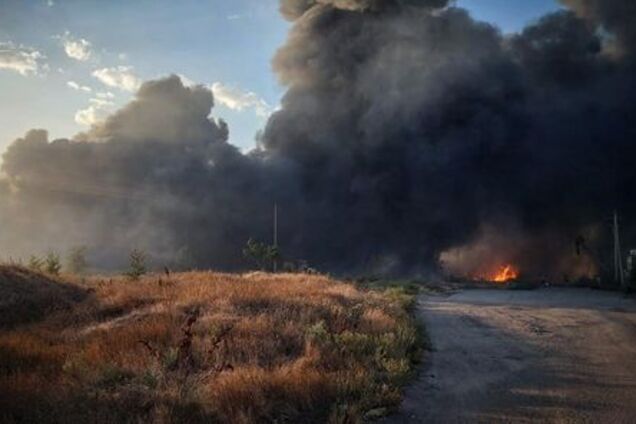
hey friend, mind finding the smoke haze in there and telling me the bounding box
[1,0,635,277]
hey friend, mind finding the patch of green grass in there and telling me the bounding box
[351,279,431,417]
[353,277,421,294]
[94,365,135,390]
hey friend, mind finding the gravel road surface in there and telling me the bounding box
[387,288,636,423]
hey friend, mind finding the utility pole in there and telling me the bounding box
[613,210,625,289]
[273,203,278,273]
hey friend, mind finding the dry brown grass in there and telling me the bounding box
[0,268,421,423]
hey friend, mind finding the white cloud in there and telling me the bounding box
[92,66,141,92]
[89,97,114,108]
[75,97,115,126]
[46,0,55,7]
[58,32,92,62]
[177,73,197,88]
[211,82,272,118]
[67,80,92,92]
[75,106,103,126]
[96,91,115,99]
[0,41,45,76]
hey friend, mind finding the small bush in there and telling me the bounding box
[28,255,44,272]
[305,320,330,346]
[66,246,88,275]
[243,238,280,271]
[95,365,135,390]
[44,252,62,275]
[126,249,147,280]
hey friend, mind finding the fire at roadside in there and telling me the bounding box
[437,217,636,290]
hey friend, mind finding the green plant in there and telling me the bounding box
[243,238,280,271]
[44,252,62,275]
[95,365,134,390]
[28,255,44,272]
[126,249,147,280]
[140,369,159,389]
[67,246,88,275]
[305,320,331,346]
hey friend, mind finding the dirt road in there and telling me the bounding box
[387,288,636,423]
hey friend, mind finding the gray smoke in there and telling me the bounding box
[0,76,274,269]
[1,0,635,277]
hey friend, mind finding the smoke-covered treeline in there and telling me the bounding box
[1,0,635,276]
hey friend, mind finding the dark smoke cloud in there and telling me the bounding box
[266,0,636,276]
[79,76,229,145]
[279,0,449,20]
[1,0,636,277]
[0,76,275,269]
[560,0,636,56]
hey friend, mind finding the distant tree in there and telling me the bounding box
[28,255,44,272]
[126,249,147,280]
[67,246,88,275]
[45,252,62,275]
[243,239,280,271]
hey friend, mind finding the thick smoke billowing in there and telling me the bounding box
[1,0,636,277]
[0,77,274,269]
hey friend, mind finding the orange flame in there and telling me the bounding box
[491,264,519,283]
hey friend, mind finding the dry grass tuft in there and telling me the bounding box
[0,268,421,423]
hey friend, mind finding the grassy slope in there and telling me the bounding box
[0,266,88,329]
[0,268,422,423]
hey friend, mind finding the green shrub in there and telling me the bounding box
[126,249,147,280]
[44,252,62,275]
[28,255,44,272]
[243,238,280,271]
[305,320,330,345]
[67,246,88,275]
[95,365,134,390]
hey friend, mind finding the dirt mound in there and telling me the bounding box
[0,266,87,329]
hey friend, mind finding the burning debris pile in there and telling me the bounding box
[439,225,601,283]
[1,0,636,277]
[490,265,520,284]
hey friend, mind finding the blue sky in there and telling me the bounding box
[0,0,560,154]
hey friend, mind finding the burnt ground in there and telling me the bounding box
[386,288,636,423]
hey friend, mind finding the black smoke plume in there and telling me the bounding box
[1,0,636,278]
